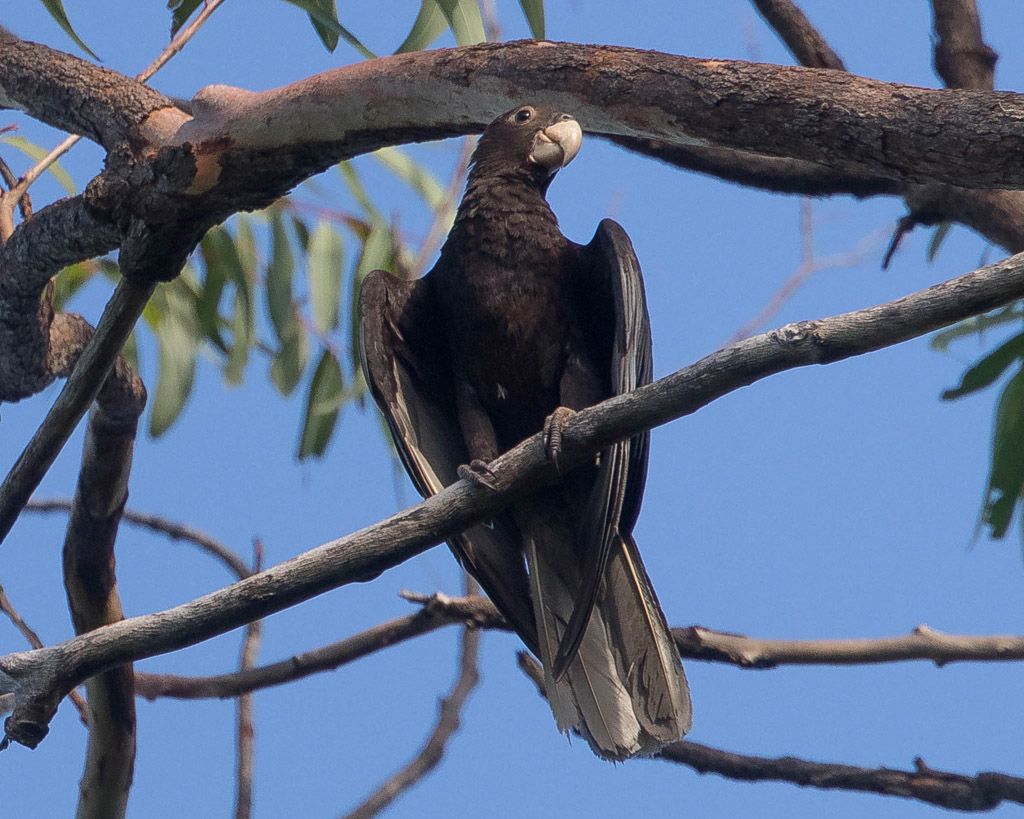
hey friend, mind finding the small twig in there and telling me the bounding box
[660,741,1024,811]
[343,575,481,819]
[675,623,1024,668]
[727,223,888,343]
[233,540,263,819]
[136,0,230,85]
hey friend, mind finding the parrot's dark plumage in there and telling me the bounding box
[359,105,691,759]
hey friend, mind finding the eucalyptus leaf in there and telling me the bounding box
[52,262,98,312]
[303,0,339,51]
[931,305,1024,352]
[224,219,257,384]
[270,316,310,396]
[435,0,487,45]
[980,366,1024,538]
[941,332,1024,401]
[395,0,449,53]
[278,0,376,57]
[39,0,100,59]
[308,222,344,333]
[267,210,296,343]
[297,350,345,458]
[338,162,380,219]
[373,147,446,209]
[168,0,204,35]
[150,283,200,436]
[517,0,545,39]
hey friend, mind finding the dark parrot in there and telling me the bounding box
[358,105,691,759]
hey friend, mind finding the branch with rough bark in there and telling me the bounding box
[516,652,1024,812]
[7,29,1024,549]
[4,244,1024,750]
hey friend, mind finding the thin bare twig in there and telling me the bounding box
[343,576,482,819]
[233,540,263,819]
[25,499,252,581]
[516,652,1024,811]
[136,0,230,85]
[727,221,889,343]
[401,595,1024,669]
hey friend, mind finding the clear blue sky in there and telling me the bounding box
[2,2,1024,817]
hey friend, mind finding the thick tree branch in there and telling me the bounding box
[605,137,900,198]
[167,41,1024,190]
[0,27,183,150]
[4,247,1024,748]
[7,34,1024,191]
[752,0,1024,258]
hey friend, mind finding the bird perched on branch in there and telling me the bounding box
[359,105,691,759]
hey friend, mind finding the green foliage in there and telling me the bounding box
[940,311,1024,539]
[149,275,201,436]
[435,0,487,46]
[37,0,99,59]
[395,0,452,53]
[0,136,77,195]
[517,0,546,39]
[167,0,204,35]
[298,350,345,458]
[927,222,953,263]
[278,0,376,57]
[982,367,1024,538]
[308,222,344,334]
[931,304,1024,353]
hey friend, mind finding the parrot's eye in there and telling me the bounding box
[514,107,534,123]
